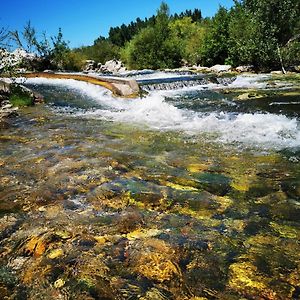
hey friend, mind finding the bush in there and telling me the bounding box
[9,84,34,107]
[75,40,120,64]
[63,51,87,71]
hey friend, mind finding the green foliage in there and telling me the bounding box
[172,9,202,23]
[108,17,156,47]
[282,42,300,66]
[75,40,120,64]
[63,51,87,71]
[228,0,300,69]
[199,6,230,66]
[169,17,206,65]
[9,84,34,107]
[50,28,70,69]
[121,2,181,69]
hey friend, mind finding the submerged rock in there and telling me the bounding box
[194,173,232,196]
[128,239,181,283]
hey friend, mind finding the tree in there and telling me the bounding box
[169,17,206,65]
[121,2,181,69]
[0,26,10,48]
[228,0,300,69]
[199,7,230,66]
[75,39,120,64]
[50,28,70,69]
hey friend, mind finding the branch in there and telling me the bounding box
[286,33,300,46]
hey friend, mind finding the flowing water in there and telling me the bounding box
[0,73,300,299]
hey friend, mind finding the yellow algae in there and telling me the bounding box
[77,255,109,286]
[246,234,280,248]
[0,135,28,143]
[126,228,162,240]
[229,262,268,291]
[174,206,221,227]
[54,278,65,289]
[287,265,300,287]
[270,222,298,239]
[223,219,245,232]
[231,180,251,192]
[47,248,64,259]
[22,261,51,284]
[215,196,233,212]
[165,181,198,191]
[129,239,180,284]
[94,236,107,244]
[187,163,211,173]
[135,252,179,282]
[55,230,72,240]
[176,206,213,219]
[25,236,46,257]
[34,158,44,164]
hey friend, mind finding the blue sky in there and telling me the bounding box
[1,0,233,48]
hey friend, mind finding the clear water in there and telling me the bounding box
[0,74,300,299]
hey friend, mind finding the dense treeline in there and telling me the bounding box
[74,0,300,71]
[1,0,300,71]
[73,7,203,65]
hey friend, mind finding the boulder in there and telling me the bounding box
[236,65,255,73]
[210,64,232,73]
[83,60,96,72]
[100,59,127,74]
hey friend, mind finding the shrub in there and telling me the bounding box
[9,84,34,107]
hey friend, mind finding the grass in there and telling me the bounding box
[9,84,34,107]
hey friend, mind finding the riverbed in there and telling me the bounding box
[0,73,299,299]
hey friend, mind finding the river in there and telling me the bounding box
[0,72,299,299]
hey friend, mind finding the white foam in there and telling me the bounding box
[125,71,195,81]
[228,74,270,89]
[25,77,300,150]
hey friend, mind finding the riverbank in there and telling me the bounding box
[0,79,44,122]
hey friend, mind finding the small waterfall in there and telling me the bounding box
[141,79,208,91]
[140,76,236,92]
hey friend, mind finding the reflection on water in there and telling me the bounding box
[0,74,300,299]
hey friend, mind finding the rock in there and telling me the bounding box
[271,70,283,75]
[294,66,300,73]
[85,59,126,74]
[43,69,55,73]
[235,65,254,73]
[237,92,265,100]
[83,60,96,72]
[99,59,127,74]
[128,239,180,283]
[194,172,232,196]
[192,65,210,72]
[0,80,10,94]
[210,64,232,73]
